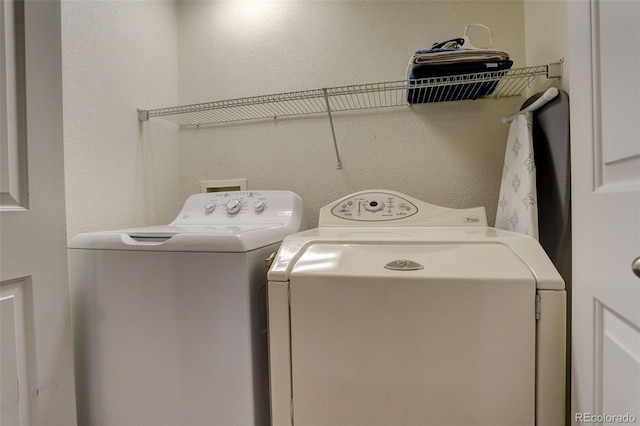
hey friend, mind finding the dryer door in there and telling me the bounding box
[289,243,536,426]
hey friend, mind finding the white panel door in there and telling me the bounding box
[0,1,77,424]
[569,0,640,423]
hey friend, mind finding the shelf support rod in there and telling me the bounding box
[322,88,342,169]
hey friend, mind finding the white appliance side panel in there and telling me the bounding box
[266,281,293,426]
[535,289,566,426]
[289,244,536,426]
[69,246,275,426]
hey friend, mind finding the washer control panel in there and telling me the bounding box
[331,192,418,221]
[171,191,303,225]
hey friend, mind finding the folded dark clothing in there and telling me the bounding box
[407,60,513,103]
[410,60,512,79]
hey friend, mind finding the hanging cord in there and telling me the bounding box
[463,23,493,49]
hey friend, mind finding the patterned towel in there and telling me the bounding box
[495,112,538,239]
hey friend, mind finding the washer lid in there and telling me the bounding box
[69,223,288,252]
[68,190,306,252]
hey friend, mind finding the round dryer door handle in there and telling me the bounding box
[633,256,640,279]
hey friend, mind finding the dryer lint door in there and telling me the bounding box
[289,243,536,426]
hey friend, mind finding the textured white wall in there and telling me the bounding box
[61,1,565,233]
[524,0,569,93]
[176,1,527,226]
[62,0,180,239]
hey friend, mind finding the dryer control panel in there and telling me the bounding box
[330,192,418,221]
[321,190,487,227]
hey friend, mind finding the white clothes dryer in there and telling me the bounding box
[68,190,305,426]
[267,190,565,426]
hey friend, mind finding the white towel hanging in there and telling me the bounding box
[501,87,559,123]
[495,112,538,239]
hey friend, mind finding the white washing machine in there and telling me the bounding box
[267,190,565,426]
[68,190,305,426]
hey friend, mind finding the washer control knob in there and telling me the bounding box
[204,201,216,213]
[254,200,266,213]
[226,199,242,215]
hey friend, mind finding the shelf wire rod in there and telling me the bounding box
[322,88,342,169]
[327,96,340,113]
[298,97,322,116]
[378,86,386,107]
[356,91,366,109]
[215,107,242,123]
[369,87,379,108]
[336,94,350,112]
[352,93,366,110]
[234,107,266,122]
[251,101,279,119]
[375,88,381,108]
[188,111,213,126]
[211,107,243,124]
[377,83,386,106]
[300,99,317,116]
[493,79,517,98]
[380,84,395,106]
[273,101,295,117]
[283,100,304,116]
[191,110,226,126]
[341,93,355,110]
[301,97,325,114]
[180,111,207,126]
[245,104,276,121]
[327,93,340,111]
[367,87,377,107]
[357,91,367,109]
[261,102,286,119]
[361,93,372,109]
[501,75,533,97]
[265,102,296,119]
[236,105,262,120]
[381,82,393,105]
[291,97,315,115]
[193,107,227,124]
[313,96,329,112]
[335,94,351,112]
[277,98,308,115]
[300,98,322,117]
[283,100,308,116]
[244,105,267,121]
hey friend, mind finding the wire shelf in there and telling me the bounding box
[138,64,560,127]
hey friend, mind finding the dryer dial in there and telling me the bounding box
[364,200,385,212]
